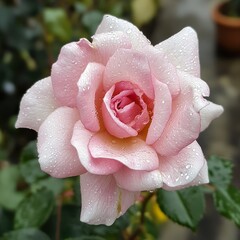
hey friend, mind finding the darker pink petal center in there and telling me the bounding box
[107,81,151,133]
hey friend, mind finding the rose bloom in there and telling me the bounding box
[16,15,223,225]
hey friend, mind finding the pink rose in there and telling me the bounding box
[16,15,223,225]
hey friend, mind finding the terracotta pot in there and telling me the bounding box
[212,1,240,54]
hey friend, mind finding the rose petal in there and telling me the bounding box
[153,90,201,156]
[190,160,209,187]
[89,132,159,171]
[38,107,86,178]
[155,27,200,77]
[102,85,138,138]
[104,49,154,99]
[145,46,180,97]
[51,39,97,107]
[15,77,60,131]
[80,173,139,225]
[96,15,150,51]
[92,31,132,65]
[160,141,206,190]
[200,101,224,131]
[71,121,122,175]
[77,63,105,132]
[114,167,162,191]
[146,79,172,145]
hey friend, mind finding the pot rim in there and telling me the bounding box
[212,1,240,27]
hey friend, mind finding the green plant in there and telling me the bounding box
[226,0,240,17]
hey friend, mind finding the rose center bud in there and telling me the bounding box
[111,81,151,132]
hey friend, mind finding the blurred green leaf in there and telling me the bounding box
[0,228,50,240]
[82,10,103,35]
[14,188,55,229]
[0,7,15,33]
[157,187,205,230]
[20,140,38,163]
[208,156,233,188]
[31,177,64,197]
[65,237,105,240]
[43,8,72,42]
[0,208,14,236]
[74,2,87,14]
[213,186,240,226]
[0,166,25,210]
[20,159,47,184]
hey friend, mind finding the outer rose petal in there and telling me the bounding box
[200,101,224,131]
[190,160,209,186]
[146,79,172,145]
[51,39,97,107]
[80,173,139,225]
[155,27,200,78]
[145,46,180,97]
[102,85,138,138]
[71,121,122,175]
[114,167,162,191]
[104,48,154,99]
[153,90,201,157]
[77,63,105,132]
[89,132,159,171]
[160,141,206,190]
[38,107,86,178]
[15,77,60,131]
[92,31,132,65]
[96,15,150,51]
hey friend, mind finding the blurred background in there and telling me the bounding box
[0,0,239,239]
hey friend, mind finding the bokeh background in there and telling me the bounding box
[0,0,240,239]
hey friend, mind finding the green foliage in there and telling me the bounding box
[0,228,51,240]
[213,186,240,226]
[14,188,55,229]
[0,166,25,210]
[157,187,205,230]
[208,156,240,227]
[208,155,233,188]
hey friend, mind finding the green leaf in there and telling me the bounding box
[0,228,50,240]
[0,208,14,236]
[208,156,233,188]
[20,141,38,163]
[157,187,205,230]
[14,188,55,229]
[31,177,64,197]
[20,159,47,184]
[65,237,105,240]
[0,166,25,210]
[213,186,240,226]
[43,8,72,41]
[82,10,103,35]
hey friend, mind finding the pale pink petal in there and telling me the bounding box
[146,79,172,145]
[177,70,210,112]
[71,121,122,175]
[114,167,162,191]
[104,49,154,99]
[155,27,200,77]
[200,101,224,131]
[160,141,206,190]
[190,160,209,186]
[80,173,139,225]
[89,132,159,171]
[77,63,105,132]
[51,39,97,107]
[92,31,132,65]
[153,90,201,156]
[15,77,60,132]
[102,86,138,138]
[38,107,86,178]
[145,46,180,97]
[96,15,150,51]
